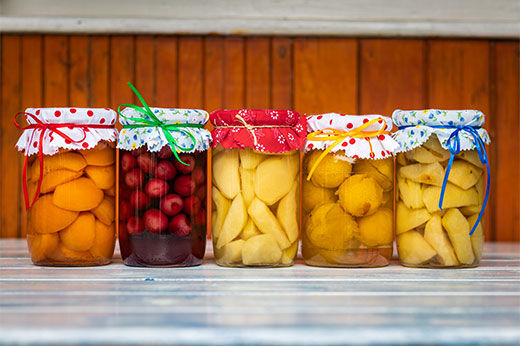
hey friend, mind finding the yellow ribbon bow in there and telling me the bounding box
[306,117,390,180]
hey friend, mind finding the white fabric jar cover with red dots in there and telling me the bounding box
[304,113,399,160]
[15,107,118,156]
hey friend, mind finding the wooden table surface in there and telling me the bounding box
[1,239,519,345]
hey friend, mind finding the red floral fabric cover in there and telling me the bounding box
[210,109,307,153]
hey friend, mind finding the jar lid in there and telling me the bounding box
[305,113,399,160]
[117,107,211,153]
[15,107,117,156]
[210,109,307,153]
[392,109,491,153]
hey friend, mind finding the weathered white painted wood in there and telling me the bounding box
[0,239,519,345]
[1,0,519,37]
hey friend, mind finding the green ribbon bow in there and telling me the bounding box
[117,82,204,166]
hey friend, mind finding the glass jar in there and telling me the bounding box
[117,91,211,267]
[393,109,490,268]
[210,109,307,267]
[15,108,118,266]
[118,148,207,267]
[301,114,398,267]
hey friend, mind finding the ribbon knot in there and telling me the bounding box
[118,82,205,166]
[14,111,113,210]
[306,117,390,181]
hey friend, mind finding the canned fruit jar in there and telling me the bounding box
[302,114,399,267]
[210,109,307,267]
[117,84,211,267]
[15,108,118,266]
[393,109,490,268]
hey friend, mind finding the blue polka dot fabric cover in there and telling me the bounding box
[117,108,212,153]
[392,109,490,153]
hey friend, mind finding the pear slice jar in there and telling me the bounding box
[392,109,490,268]
[302,114,399,268]
[210,109,307,267]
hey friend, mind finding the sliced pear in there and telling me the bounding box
[467,214,484,260]
[397,153,408,166]
[423,183,479,213]
[248,197,291,249]
[281,241,298,265]
[448,160,483,190]
[422,136,451,161]
[239,149,265,169]
[354,160,392,191]
[423,215,459,266]
[239,166,255,206]
[458,150,484,168]
[216,194,248,249]
[211,187,231,240]
[405,146,446,163]
[276,181,299,243]
[212,150,240,199]
[242,234,282,265]
[217,239,245,264]
[397,175,424,209]
[442,208,475,265]
[460,205,481,216]
[241,218,262,240]
[396,202,431,235]
[399,162,445,186]
[397,230,437,265]
[254,155,299,205]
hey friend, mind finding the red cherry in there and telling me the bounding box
[137,152,155,173]
[157,146,173,159]
[193,208,206,226]
[121,152,137,172]
[130,190,151,210]
[119,200,131,221]
[118,222,128,242]
[145,178,170,198]
[168,213,192,236]
[154,160,176,180]
[127,216,144,235]
[160,194,184,216]
[192,166,205,185]
[131,146,147,157]
[195,185,206,201]
[183,195,201,215]
[143,209,168,234]
[174,154,195,174]
[124,168,144,189]
[173,175,196,196]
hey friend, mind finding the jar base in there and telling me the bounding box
[399,262,480,269]
[215,262,294,268]
[31,259,112,267]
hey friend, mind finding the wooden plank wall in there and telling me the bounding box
[1,35,518,241]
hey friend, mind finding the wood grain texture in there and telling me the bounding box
[294,38,358,115]
[360,39,426,116]
[88,36,109,107]
[155,36,177,107]
[110,36,135,108]
[135,36,155,105]
[1,239,519,345]
[69,36,88,107]
[204,37,224,112]
[493,41,520,242]
[271,37,292,110]
[223,37,245,109]
[178,37,203,108]
[245,37,270,109]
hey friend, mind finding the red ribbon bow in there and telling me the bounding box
[14,112,113,210]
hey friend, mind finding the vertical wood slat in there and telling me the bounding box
[69,36,88,107]
[223,37,245,109]
[245,37,270,109]
[89,36,110,108]
[1,35,22,238]
[293,38,358,115]
[204,37,224,113]
[19,35,43,238]
[155,36,177,107]
[43,35,69,106]
[110,36,135,109]
[427,40,492,240]
[135,36,155,104]
[359,39,426,117]
[493,41,520,242]
[178,37,203,108]
[271,38,292,110]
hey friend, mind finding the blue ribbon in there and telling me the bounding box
[399,125,490,236]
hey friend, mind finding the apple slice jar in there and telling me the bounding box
[117,104,211,267]
[392,109,490,268]
[302,114,399,268]
[210,109,307,267]
[14,108,118,266]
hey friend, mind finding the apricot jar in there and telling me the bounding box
[393,109,490,268]
[210,109,307,267]
[117,107,211,267]
[15,108,118,266]
[302,114,399,267]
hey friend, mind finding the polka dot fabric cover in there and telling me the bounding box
[304,113,399,160]
[392,109,491,153]
[15,107,118,156]
[117,108,211,153]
